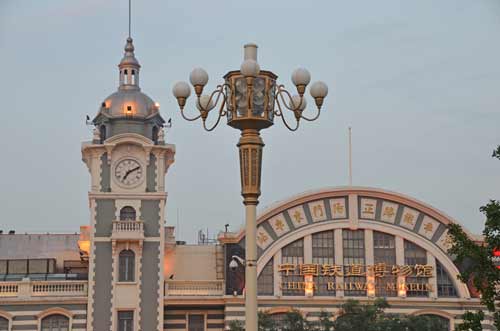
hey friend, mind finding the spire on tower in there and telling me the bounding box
[128,0,132,38]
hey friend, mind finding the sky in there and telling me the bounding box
[0,0,499,243]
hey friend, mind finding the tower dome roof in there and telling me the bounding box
[103,89,157,118]
[96,37,160,119]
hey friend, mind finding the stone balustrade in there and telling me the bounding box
[0,279,88,299]
[111,220,145,241]
[165,280,224,296]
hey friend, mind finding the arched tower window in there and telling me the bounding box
[99,125,107,144]
[41,314,69,331]
[118,311,134,331]
[152,126,159,145]
[119,250,135,282]
[119,206,136,221]
[0,316,8,331]
[131,69,136,85]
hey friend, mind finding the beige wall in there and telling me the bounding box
[165,245,217,281]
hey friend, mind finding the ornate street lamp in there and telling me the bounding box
[172,43,328,331]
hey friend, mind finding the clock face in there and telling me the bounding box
[114,158,143,187]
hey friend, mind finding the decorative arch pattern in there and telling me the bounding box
[229,187,473,299]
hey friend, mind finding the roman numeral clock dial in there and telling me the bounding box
[114,158,143,187]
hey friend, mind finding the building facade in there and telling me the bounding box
[0,35,491,331]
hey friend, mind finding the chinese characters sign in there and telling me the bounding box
[278,263,433,278]
[278,263,434,293]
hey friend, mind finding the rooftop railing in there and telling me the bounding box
[165,280,224,297]
[0,279,88,299]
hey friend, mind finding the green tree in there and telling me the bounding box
[228,320,244,331]
[228,300,447,331]
[317,310,334,331]
[447,145,500,330]
[258,311,277,331]
[281,310,312,331]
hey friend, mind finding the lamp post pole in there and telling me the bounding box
[238,127,264,330]
[172,43,329,331]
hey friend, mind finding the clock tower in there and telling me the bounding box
[82,36,175,331]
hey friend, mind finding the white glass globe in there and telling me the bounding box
[289,95,307,111]
[310,81,328,98]
[240,59,260,77]
[172,81,191,98]
[196,95,215,111]
[189,67,209,86]
[291,68,311,86]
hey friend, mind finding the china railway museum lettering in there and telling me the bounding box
[280,281,433,292]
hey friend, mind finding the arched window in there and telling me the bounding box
[436,260,458,297]
[118,311,134,331]
[404,240,428,297]
[99,125,106,144]
[421,314,450,331]
[0,316,8,331]
[312,230,335,296]
[343,230,366,296]
[373,231,396,297]
[152,126,159,145]
[131,70,136,85]
[281,239,304,296]
[119,250,135,282]
[257,257,273,295]
[41,314,69,331]
[119,206,136,221]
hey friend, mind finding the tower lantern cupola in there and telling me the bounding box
[91,36,165,143]
[118,37,141,89]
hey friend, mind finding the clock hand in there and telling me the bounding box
[123,166,140,180]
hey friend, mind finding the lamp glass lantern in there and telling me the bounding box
[224,70,277,131]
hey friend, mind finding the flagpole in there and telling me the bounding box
[349,127,352,186]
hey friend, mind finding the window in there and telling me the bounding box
[258,258,273,295]
[119,206,136,221]
[312,231,335,295]
[131,70,136,85]
[0,317,8,331]
[188,314,205,331]
[436,260,458,297]
[152,126,159,144]
[373,232,396,297]
[281,239,304,296]
[343,230,366,296]
[99,125,106,144]
[41,314,69,331]
[404,240,428,297]
[421,314,450,331]
[119,250,135,282]
[118,311,134,331]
